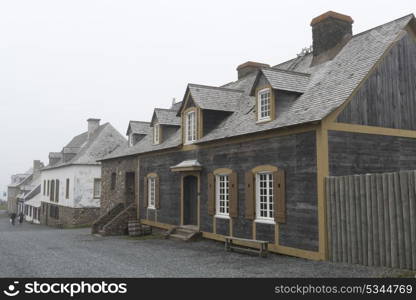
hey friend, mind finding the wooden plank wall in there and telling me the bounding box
[326,170,416,270]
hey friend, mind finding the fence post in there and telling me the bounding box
[400,171,412,270]
[382,173,391,268]
[360,175,368,266]
[410,171,416,270]
[376,174,385,267]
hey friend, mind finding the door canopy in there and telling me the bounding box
[170,160,202,172]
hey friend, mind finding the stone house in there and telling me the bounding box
[39,118,126,227]
[95,11,416,261]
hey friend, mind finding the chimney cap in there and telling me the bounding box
[237,61,270,71]
[87,118,101,122]
[310,11,353,26]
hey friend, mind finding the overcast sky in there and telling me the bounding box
[0,0,414,195]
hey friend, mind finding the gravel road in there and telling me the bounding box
[0,210,402,277]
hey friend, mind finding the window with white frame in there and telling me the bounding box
[256,172,274,221]
[153,124,160,144]
[93,178,101,198]
[257,88,271,121]
[185,111,197,143]
[129,134,134,147]
[215,174,229,217]
[148,177,156,209]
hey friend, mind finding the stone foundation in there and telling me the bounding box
[40,202,100,228]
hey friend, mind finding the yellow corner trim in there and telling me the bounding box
[328,122,416,138]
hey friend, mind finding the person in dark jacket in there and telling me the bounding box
[19,212,24,224]
[10,212,16,226]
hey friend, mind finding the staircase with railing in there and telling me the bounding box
[98,203,137,236]
[91,203,125,234]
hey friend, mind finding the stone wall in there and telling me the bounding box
[100,156,138,215]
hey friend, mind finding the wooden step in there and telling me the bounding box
[176,227,196,235]
[169,233,188,241]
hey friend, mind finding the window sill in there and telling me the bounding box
[256,118,272,124]
[215,214,230,220]
[147,207,156,210]
[255,219,276,225]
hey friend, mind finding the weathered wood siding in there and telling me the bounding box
[329,131,416,176]
[337,33,416,130]
[327,171,416,270]
[139,131,319,251]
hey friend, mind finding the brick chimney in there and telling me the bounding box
[48,152,62,166]
[237,61,270,79]
[310,11,353,66]
[87,118,101,139]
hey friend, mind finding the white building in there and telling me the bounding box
[39,118,125,227]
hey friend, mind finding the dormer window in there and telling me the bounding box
[257,88,271,122]
[153,124,160,145]
[185,111,197,144]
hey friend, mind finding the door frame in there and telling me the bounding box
[180,172,200,229]
[125,171,136,206]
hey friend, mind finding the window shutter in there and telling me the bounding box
[229,172,238,218]
[155,176,161,209]
[244,171,255,219]
[143,177,148,208]
[207,173,215,216]
[55,180,59,202]
[274,169,286,223]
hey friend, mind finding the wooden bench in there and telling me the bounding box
[225,236,268,258]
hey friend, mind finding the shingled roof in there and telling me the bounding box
[101,13,415,160]
[44,123,126,169]
[259,68,311,94]
[151,108,181,126]
[179,84,244,113]
[127,121,151,135]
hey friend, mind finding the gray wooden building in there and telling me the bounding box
[95,11,416,262]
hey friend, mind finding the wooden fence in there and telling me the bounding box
[326,171,416,270]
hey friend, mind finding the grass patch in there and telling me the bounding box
[392,271,416,278]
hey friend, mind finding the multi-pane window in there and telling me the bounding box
[258,88,271,121]
[216,175,229,216]
[93,178,101,198]
[47,180,50,196]
[256,172,274,221]
[154,124,160,144]
[66,178,70,199]
[43,180,46,195]
[186,111,196,143]
[148,177,156,209]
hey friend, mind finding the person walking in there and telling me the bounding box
[19,212,24,225]
[10,212,16,226]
